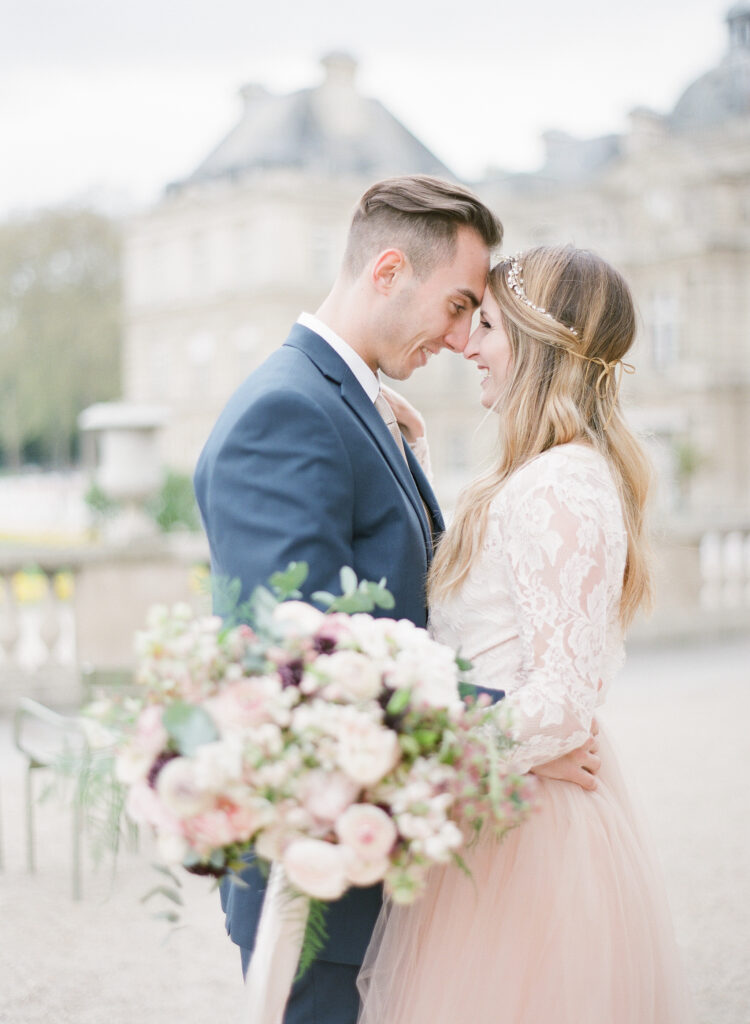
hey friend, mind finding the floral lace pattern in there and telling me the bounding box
[431,444,627,773]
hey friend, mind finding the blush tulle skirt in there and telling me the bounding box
[356,726,694,1024]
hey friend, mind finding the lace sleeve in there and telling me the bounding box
[496,457,616,773]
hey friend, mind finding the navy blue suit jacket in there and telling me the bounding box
[193,323,445,966]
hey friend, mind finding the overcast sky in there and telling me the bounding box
[0,0,735,218]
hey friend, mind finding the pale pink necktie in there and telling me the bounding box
[374,389,433,534]
[374,390,407,461]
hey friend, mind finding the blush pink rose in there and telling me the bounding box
[335,803,397,861]
[207,676,282,732]
[183,809,236,853]
[156,757,215,818]
[301,770,359,824]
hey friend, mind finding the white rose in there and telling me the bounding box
[115,744,155,785]
[156,757,215,818]
[343,615,394,660]
[344,853,390,887]
[283,838,350,900]
[192,738,243,791]
[337,711,400,786]
[316,650,383,702]
[336,803,397,861]
[272,601,325,638]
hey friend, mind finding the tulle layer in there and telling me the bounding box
[357,727,694,1024]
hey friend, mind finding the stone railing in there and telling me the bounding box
[630,524,750,643]
[1,526,747,711]
[0,536,209,712]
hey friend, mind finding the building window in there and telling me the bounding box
[647,291,680,370]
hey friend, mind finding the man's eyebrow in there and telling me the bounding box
[456,288,481,308]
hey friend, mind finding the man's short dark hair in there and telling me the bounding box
[343,175,503,279]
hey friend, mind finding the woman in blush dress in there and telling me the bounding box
[357,246,694,1024]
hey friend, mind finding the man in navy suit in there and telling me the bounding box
[194,176,600,1023]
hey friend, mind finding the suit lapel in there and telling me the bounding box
[284,325,436,556]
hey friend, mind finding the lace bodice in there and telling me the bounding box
[430,443,627,773]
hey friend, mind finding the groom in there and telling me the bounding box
[194,175,600,1024]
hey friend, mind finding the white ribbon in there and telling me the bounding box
[240,863,310,1024]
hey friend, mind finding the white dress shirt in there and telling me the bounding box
[296,311,433,481]
[297,312,379,403]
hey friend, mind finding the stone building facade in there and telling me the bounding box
[123,11,750,529]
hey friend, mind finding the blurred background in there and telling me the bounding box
[1,1,748,1021]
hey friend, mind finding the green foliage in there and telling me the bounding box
[146,471,201,533]
[313,566,395,613]
[52,743,128,867]
[0,207,122,467]
[162,702,219,756]
[268,562,308,600]
[296,899,330,980]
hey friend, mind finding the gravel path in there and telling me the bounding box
[1,636,748,1024]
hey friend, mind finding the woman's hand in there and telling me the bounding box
[380,384,426,446]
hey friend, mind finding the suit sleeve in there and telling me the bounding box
[198,388,357,604]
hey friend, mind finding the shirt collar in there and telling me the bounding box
[297,312,380,403]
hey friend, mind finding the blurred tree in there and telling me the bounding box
[0,208,121,468]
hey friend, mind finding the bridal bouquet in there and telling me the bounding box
[84,564,535,1021]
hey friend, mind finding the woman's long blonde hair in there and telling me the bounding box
[428,245,652,627]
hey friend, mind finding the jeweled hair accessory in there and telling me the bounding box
[498,253,635,430]
[505,255,580,338]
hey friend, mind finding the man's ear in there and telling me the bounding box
[370,248,408,294]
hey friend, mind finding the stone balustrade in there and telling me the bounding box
[0,526,747,711]
[0,536,209,712]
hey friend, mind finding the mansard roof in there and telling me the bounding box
[174,53,453,189]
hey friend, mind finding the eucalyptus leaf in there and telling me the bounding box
[247,585,279,632]
[339,566,358,595]
[326,592,374,613]
[140,884,184,907]
[370,585,395,610]
[162,702,219,756]
[151,862,183,888]
[269,562,309,599]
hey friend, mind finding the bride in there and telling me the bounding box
[359,245,695,1023]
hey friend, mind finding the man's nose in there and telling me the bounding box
[461,327,480,360]
[443,320,472,354]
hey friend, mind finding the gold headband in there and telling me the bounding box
[499,254,635,429]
